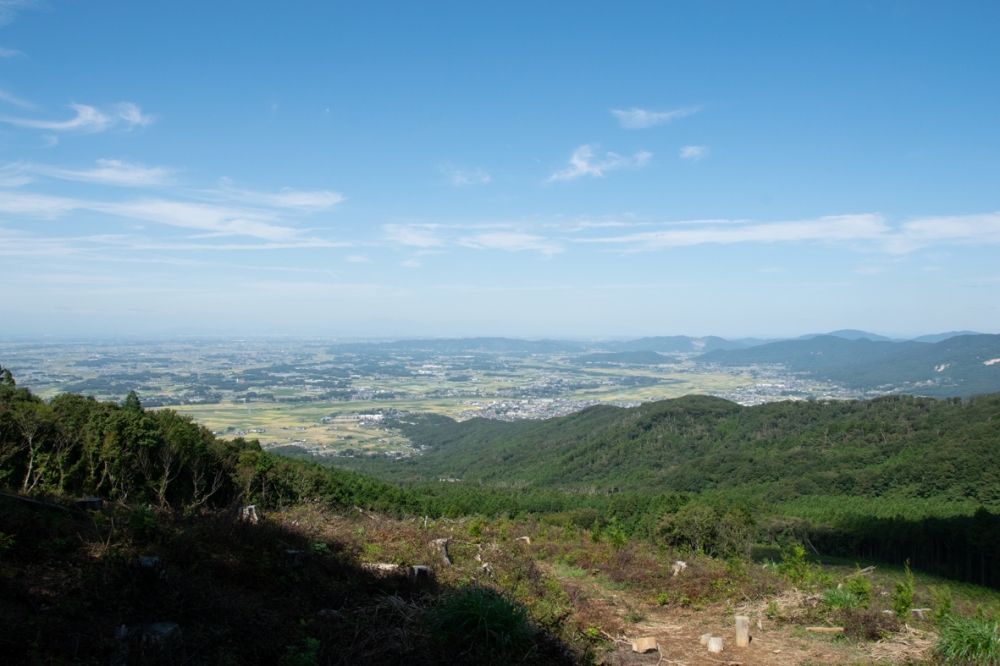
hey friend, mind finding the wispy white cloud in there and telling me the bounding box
[0,103,114,132]
[444,166,490,186]
[21,159,175,187]
[117,102,155,129]
[679,145,709,161]
[458,231,562,255]
[892,213,1000,252]
[548,145,651,182]
[0,0,35,27]
[401,259,422,268]
[612,106,700,129]
[383,224,445,247]
[346,254,371,263]
[214,181,344,210]
[0,88,34,109]
[0,163,32,187]
[0,102,156,132]
[582,215,890,249]
[0,46,24,57]
[0,191,308,241]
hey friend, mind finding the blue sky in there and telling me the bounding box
[1,1,999,339]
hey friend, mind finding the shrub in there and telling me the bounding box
[934,616,1000,665]
[843,608,900,641]
[891,559,915,619]
[931,585,954,624]
[846,571,873,608]
[432,586,534,660]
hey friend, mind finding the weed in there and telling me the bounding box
[931,584,954,623]
[657,593,668,606]
[823,587,861,610]
[281,637,320,666]
[891,559,915,619]
[468,517,486,538]
[623,604,647,624]
[934,615,1000,665]
[0,530,14,560]
[431,586,534,660]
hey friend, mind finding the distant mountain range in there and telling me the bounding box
[701,334,1000,398]
[327,330,981,357]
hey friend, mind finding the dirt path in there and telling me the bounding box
[548,569,934,665]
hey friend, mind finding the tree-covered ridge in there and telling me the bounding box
[700,333,1000,397]
[339,393,1000,509]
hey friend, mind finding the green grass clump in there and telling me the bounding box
[934,616,1000,665]
[822,587,861,610]
[432,586,534,660]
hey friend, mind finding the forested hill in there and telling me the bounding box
[700,333,1000,397]
[338,393,1000,509]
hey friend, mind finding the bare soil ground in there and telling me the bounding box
[547,569,935,666]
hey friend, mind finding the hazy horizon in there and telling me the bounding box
[2,2,999,339]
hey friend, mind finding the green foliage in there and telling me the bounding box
[657,593,669,605]
[606,519,627,551]
[932,585,955,623]
[776,545,829,587]
[280,636,320,666]
[846,571,873,609]
[310,541,332,556]
[468,516,486,538]
[431,586,534,660]
[822,587,861,610]
[590,518,601,543]
[934,616,1000,665]
[892,559,915,618]
[0,530,14,560]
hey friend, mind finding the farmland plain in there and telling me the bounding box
[0,337,863,458]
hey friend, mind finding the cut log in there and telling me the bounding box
[632,637,657,653]
[515,536,531,545]
[805,627,844,633]
[707,636,724,653]
[735,615,750,647]
[700,633,712,646]
[239,505,259,523]
[361,563,407,577]
[671,561,688,577]
[911,608,931,621]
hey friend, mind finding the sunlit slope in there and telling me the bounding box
[341,394,1000,507]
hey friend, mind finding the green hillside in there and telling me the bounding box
[338,393,1000,510]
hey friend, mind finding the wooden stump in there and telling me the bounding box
[75,498,104,512]
[699,633,712,646]
[632,637,657,653]
[736,615,751,647]
[430,538,451,566]
[239,505,260,523]
[707,636,724,653]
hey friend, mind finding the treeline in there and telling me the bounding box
[0,368,413,513]
[340,393,1000,511]
[809,509,1000,589]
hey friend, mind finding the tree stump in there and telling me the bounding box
[736,615,751,647]
[707,636,724,653]
[75,498,104,512]
[430,538,451,566]
[632,637,657,653]
[239,505,260,523]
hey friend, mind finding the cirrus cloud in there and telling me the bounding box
[548,145,651,182]
[612,106,700,129]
